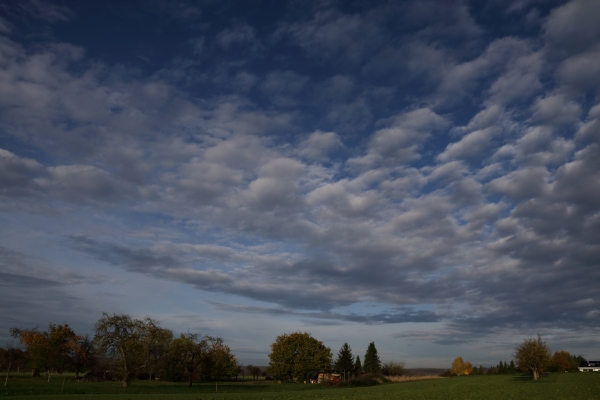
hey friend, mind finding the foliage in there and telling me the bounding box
[381,361,405,376]
[206,336,238,381]
[514,334,551,380]
[268,332,332,382]
[354,355,362,374]
[451,357,465,376]
[548,350,584,372]
[246,364,261,381]
[168,333,207,386]
[0,347,26,373]
[93,313,167,388]
[334,343,354,372]
[363,342,381,374]
[145,324,173,381]
[339,373,387,387]
[69,336,96,378]
[10,324,79,379]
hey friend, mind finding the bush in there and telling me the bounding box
[381,361,405,376]
[339,374,388,387]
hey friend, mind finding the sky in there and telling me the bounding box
[0,0,599,368]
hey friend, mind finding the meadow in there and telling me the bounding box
[1,372,600,399]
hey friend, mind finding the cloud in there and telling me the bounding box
[298,131,343,161]
[2,0,600,363]
[544,0,600,55]
[531,94,582,126]
[351,108,448,167]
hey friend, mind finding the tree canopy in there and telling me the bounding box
[169,333,207,387]
[93,313,166,388]
[10,324,79,380]
[515,335,551,380]
[268,332,332,382]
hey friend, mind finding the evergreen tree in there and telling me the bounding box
[363,342,381,374]
[498,361,505,374]
[508,360,516,373]
[354,355,362,374]
[334,343,354,372]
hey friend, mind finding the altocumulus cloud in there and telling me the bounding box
[0,0,599,365]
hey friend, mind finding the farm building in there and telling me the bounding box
[578,361,600,372]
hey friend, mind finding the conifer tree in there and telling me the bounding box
[508,360,516,373]
[363,342,381,374]
[354,355,362,374]
[334,343,354,372]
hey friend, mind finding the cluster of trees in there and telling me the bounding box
[7,313,239,388]
[267,333,404,383]
[450,357,474,376]
[451,335,587,380]
[8,324,93,381]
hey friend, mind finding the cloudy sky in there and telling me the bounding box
[1,0,599,367]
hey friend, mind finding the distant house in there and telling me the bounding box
[578,361,600,372]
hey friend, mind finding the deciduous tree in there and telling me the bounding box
[462,361,473,375]
[93,313,162,388]
[246,364,261,381]
[268,332,331,383]
[363,342,381,374]
[514,335,551,380]
[10,324,78,381]
[451,357,465,376]
[169,333,207,387]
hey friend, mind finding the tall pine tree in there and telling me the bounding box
[334,343,354,371]
[354,355,362,374]
[363,342,381,374]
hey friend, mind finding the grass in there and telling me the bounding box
[1,372,599,399]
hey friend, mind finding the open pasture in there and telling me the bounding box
[2,373,600,399]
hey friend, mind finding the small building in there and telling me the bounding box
[578,361,600,372]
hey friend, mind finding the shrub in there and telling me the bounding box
[381,361,405,376]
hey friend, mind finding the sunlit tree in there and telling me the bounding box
[451,357,465,376]
[515,335,551,380]
[268,332,331,383]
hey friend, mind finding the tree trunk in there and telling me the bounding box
[188,370,193,387]
[3,353,11,387]
[122,378,129,388]
[532,369,539,380]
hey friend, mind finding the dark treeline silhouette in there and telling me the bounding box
[4,313,238,388]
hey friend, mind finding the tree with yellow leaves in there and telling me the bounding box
[451,356,465,376]
[10,324,79,381]
[451,357,474,376]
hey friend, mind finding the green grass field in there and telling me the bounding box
[2,372,599,399]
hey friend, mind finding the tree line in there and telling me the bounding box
[266,332,405,383]
[5,313,238,388]
[450,335,587,380]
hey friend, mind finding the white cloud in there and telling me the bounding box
[298,130,343,161]
[531,93,582,126]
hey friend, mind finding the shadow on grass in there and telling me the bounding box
[510,374,558,384]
